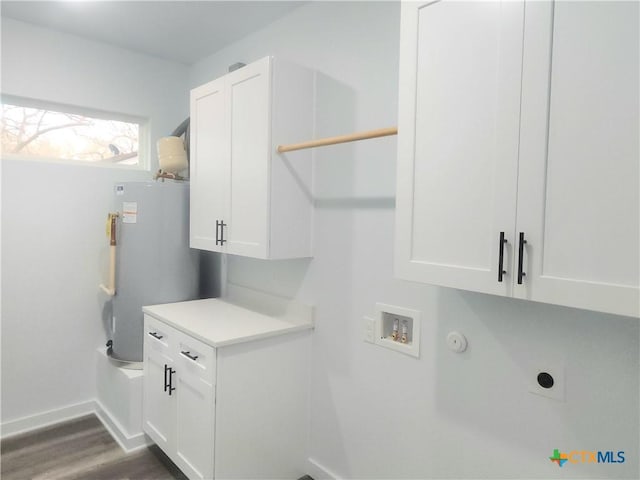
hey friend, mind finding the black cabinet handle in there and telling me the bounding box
[168,368,176,395]
[181,351,199,362]
[148,331,163,340]
[220,221,227,245]
[164,364,176,395]
[216,220,227,246]
[498,232,507,282]
[518,232,527,285]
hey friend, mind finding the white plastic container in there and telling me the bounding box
[157,136,188,173]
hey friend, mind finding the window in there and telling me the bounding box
[1,98,146,168]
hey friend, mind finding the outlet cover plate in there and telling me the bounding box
[363,316,376,343]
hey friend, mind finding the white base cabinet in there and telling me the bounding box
[395,0,639,317]
[143,305,311,480]
[143,315,215,479]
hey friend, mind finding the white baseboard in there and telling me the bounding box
[1,399,150,454]
[2,404,339,479]
[307,457,341,480]
[1,400,96,439]
[94,400,151,453]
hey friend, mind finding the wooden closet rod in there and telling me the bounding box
[276,126,398,153]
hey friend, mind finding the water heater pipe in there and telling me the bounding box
[100,213,118,296]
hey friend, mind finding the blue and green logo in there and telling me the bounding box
[549,449,568,467]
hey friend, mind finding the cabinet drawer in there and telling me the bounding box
[175,331,216,386]
[144,314,177,352]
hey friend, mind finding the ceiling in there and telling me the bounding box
[0,1,305,65]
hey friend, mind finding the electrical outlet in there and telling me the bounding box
[528,364,565,402]
[363,316,376,343]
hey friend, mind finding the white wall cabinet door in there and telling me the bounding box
[516,1,639,317]
[190,76,229,252]
[226,57,271,258]
[395,0,525,296]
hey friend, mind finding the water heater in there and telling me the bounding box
[107,181,199,365]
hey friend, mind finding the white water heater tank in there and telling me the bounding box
[108,181,199,364]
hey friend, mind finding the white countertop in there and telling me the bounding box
[143,296,313,348]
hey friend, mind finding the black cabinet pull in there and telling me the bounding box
[181,351,199,362]
[163,364,176,395]
[220,221,227,245]
[518,232,527,285]
[216,220,227,246]
[148,331,163,340]
[168,368,176,395]
[498,232,507,282]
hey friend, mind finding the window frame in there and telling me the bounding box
[1,95,150,171]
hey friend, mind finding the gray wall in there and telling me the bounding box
[1,18,189,423]
[190,2,639,479]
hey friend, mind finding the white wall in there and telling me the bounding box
[1,18,189,424]
[191,2,639,479]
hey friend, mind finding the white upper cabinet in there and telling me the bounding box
[190,56,314,259]
[395,0,525,297]
[516,1,639,317]
[226,60,271,257]
[395,0,639,317]
[190,76,228,252]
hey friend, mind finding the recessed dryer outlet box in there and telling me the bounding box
[374,303,420,358]
[528,364,565,402]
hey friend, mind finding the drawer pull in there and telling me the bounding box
[148,331,163,340]
[181,351,199,362]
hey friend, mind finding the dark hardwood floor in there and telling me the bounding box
[1,415,187,480]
